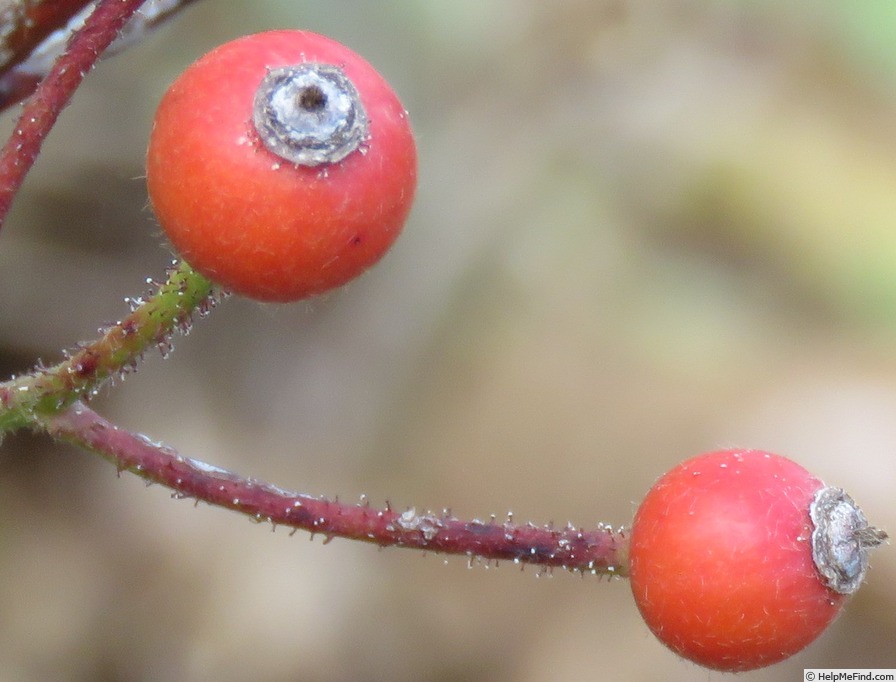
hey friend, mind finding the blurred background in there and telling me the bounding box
[1,1,895,680]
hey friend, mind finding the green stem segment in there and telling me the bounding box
[0,260,216,432]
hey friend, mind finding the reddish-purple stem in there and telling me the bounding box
[0,0,147,232]
[0,0,204,112]
[0,0,92,77]
[43,401,630,575]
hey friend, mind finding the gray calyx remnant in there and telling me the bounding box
[810,486,887,595]
[252,62,369,167]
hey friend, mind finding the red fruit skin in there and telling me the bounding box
[146,30,416,302]
[629,449,846,672]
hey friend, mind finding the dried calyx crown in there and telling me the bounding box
[253,62,369,166]
[810,486,887,595]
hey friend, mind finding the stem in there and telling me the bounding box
[0,0,147,231]
[0,260,218,432]
[0,1,92,78]
[0,0,203,112]
[40,402,630,576]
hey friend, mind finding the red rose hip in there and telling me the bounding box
[146,30,417,302]
[629,449,885,672]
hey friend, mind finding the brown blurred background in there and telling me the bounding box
[1,1,894,680]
